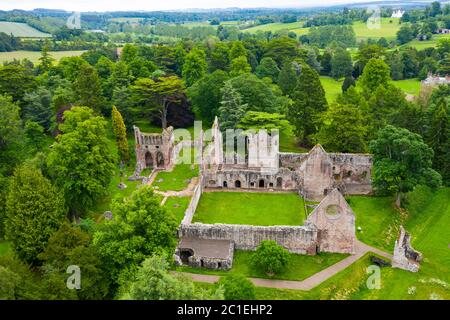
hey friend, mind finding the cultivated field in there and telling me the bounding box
[319,76,344,103]
[0,21,51,38]
[0,50,86,64]
[243,21,305,34]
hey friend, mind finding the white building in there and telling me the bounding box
[391,10,404,18]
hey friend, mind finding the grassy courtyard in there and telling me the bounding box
[192,192,306,226]
[164,196,192,224]
[152,164,199,192]
[179,250,347,281]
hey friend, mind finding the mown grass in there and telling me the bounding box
[193,192,306,226]
[352,18,400,41]
[152,164,199,192]
[319,76,343,104]
[348,195,405,252]
[164,196,192,225]
[180,250,347,281]
[392,79,421,96]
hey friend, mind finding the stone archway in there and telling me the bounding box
[276,177,283,188]
[235,180,241,188]
[223,181,228,188]
[259,179,265,188]
[145,151,153,168]
[156,151,165,168]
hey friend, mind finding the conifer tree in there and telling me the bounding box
[218,81,247,130]
[111,106,129,164]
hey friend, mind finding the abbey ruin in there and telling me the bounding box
[134,118,375,270]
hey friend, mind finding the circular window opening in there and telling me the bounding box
[325,205,342,219]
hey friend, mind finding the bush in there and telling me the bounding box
[218,274,255,300]
[251,240,290,276]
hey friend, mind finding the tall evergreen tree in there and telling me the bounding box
[111,106,129,164]
[5,165,66,264]
[427,99,449,185]
[73,64,106,113]
[288,62,328,144]
[218,81,247,130]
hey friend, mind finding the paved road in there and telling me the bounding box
[178,241,392,291]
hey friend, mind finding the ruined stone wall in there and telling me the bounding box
[306,189,356,254]
[204,168,297,190]
[181,176,203,225]
[178,223,318,255]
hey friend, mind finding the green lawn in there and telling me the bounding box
[193,192,306,226]
[402,34,450,50]
[0,241,11,257]
[353,18,400,41]
[392,79,421,96]
[348,195,404,252]
[179,250,347,281]
[0,50,86,64]
[164,196,191,224]
[319,76,343,104]
[152,164,199,192]
[0,21,51,38]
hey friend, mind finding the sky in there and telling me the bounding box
[0,0,383,12]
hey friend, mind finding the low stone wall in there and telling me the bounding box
[181,176,203,225]
[178,223,318,255]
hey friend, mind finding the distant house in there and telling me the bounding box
[422,73,450,86]
[437,28,450,34]
[391,10,404,18]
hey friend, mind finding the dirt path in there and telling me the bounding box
[177,240,392,291]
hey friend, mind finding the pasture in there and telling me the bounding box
[352,17,400,41]
[0,22,51,38]
[0,50,86,64]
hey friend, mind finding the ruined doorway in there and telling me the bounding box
[259,179,265,188]
[223,181,228,188]
[235,180,241,188]
[276,177,283,188]
[145,151,153,168]
[156,152,165,168]
[179,249,194,265]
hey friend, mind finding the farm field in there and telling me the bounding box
[352,17,400,41]
[243,21,305,33]
[0,50,86,64]
[0,21,51,38]
[193,192,306,226]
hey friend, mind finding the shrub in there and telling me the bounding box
[218,274,255,300]
[251,240,290,276]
